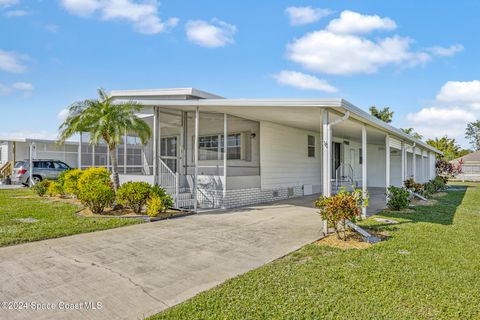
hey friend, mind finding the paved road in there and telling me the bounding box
[0,197,323,320]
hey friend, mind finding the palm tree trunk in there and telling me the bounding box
[109,144,120,193]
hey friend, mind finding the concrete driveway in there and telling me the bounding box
[0,197,322,320]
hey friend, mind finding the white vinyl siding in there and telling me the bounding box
[260,121,321,190]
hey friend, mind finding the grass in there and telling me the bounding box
[151,183,480,319]
[0,188,142,247]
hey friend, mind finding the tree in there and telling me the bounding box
[465,120,480,151]
[401,128,423,140]
[369,106,394,123]
[59,88,151,193]
[426,136,461,161]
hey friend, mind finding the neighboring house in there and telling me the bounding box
[451,151,480,181]
[109,87,442,214]
[0,137,146,179]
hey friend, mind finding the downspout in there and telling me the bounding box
[329,111,350,127]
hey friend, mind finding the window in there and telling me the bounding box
[308,135,315,158]
[221,134,241,160]
[198,133,243,161]
[54,161,69,169]
[199,135,219,160]
[0,147,2,163]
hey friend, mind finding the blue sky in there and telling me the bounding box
[0,0,479,147]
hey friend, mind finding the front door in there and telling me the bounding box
[332,142,341,178]
[160,136,178,172]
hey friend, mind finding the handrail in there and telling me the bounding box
[0,161,14,177]
[334,162,355,190]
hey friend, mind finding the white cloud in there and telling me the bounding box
[0,49,28,73]
[406,107,475,142]
[273,70,338,93]
[287,31,419,75]
[427,44,464,57]
[4,9,30,17]
[436,80,480,107]
[45,24,59,33]
[406,80,480,146]
[0,0,19,7]
[57,108,69,121]
[60,0,178,34]
[286,10,460,76]
[0,81,33,96]
[285,6,332,26]
[326,10,396,34]
[185,19,236,48]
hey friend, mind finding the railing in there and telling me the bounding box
[334,162,355,191]
[159,158,179,207]
[0,161,14,178]
[142,150,151,175]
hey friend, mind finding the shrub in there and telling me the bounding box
[57,170,69,186]
[404,179,422,193]
[314,188,368,241]
[63,169,84,196]
[78,167,111,187]
[117,181,152,214]
[78,180,115,214]
[47,181,64,197]
[146,194,166,217]
[387,186,410,210]
[150,185,174,209]
[432,176,447,192]
[31,180,51,197]
[421,181,437,198]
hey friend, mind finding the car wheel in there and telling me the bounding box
[31,176,42,184]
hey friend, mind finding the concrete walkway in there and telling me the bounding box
[0,198,323,320]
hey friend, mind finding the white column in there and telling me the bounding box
[223,113,228,208]
[92,145,95,167]
[78,132,82,169]
[153,107,158,185]
[427,151,431,180]
[321,109,330,235]
[361,125,368,218]
[29,142,34,186]
[385,134,390,190]
[412,145,417,181]
[401,142,405,183]
[193,107,199,212]
[124,128,127,174]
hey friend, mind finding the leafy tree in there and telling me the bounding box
[401,128,423,140]
[426,136,461,161]
[369,106,394,123]
[465,120,480,151]
[58,88,151,192]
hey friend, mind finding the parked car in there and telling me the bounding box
[12,159,71,185]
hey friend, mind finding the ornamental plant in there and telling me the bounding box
[47,181,64,197]
[63,169,84,197]
[150,185,174,209]
[78,180,115,214]
[117,181,152,214]
[404,179,422,193]
[78,167,111,187]
[146,194,166,218]
[31,180,51,197]
[314,188,368,241]
[387,186,410,210]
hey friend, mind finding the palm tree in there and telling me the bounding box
[58,88,151,192]
[426,136,460,161]
[369,106,394,123]
[401,127,423,140]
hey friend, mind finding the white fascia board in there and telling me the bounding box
[110,88,224,100]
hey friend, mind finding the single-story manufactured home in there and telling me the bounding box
[451,151,480,181]
[109,88,442,216]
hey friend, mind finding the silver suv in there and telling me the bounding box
[12,159,71,185]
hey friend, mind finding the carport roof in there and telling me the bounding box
[110,88,441,155]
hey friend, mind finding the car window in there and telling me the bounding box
[14,161,25,168]
[44,161,55,169]
[33,162,41,168]
[54,162,69,169]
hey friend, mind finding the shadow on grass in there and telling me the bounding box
[370,187,467,227]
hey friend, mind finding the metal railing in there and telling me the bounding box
[334,162,355,191]
[159,158,179,207]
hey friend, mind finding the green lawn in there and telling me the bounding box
[151,183,480,319]
[0,188,142,247]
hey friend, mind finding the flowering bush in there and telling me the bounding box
[78,180,115,214]
[314,188,368,240]
[150,185,174,209]
[47,181,64,197]
[146,194,167,217]
[63,169,84,196]
[404,179,423,193]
